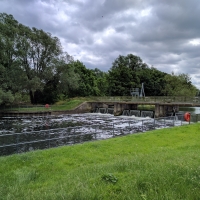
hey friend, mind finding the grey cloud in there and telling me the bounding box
[0,0,200,88]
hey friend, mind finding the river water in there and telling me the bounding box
[0,113,192,156]
[179,107,200,114]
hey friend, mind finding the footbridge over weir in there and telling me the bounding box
[1,96,200,118]
[86,96,200,117]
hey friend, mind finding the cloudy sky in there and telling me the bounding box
[1,0,200,88]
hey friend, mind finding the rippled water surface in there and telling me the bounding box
[0,113,189,156]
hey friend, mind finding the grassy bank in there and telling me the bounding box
[1,98,88,112]
[0,124,200,199]
[51,98,86,111]
[2,97,156,113]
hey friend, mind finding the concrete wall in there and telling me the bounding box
[0,102,180,117]
[154,104,179,117]
[113,103,138,116]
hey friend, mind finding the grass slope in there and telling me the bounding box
[0,124,200,200]
[3,98,87,112]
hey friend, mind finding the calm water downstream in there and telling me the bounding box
[179,107,200,114]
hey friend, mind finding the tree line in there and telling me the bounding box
[0,13,198,105]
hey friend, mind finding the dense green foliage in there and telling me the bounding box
[0,13,198,105]
[108,54,168,96]
[0,13,79,104]
[163,73,197,96]
[0,124,200,199]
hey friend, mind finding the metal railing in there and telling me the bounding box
[0,115,194,157]
[91,96,200,103]
[0,96,200,114]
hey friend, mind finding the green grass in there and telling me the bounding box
[0,124,200,199]
[2,98,88,112]
[4,99,156,113]
[138,104,155,110]
[52,98,86,110]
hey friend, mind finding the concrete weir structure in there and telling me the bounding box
[87,101,200,117]
[154,103,179,117]
[71,96,200,117]
[1,98,200,117]
[88,101,179,117]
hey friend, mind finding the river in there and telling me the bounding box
[179,107,200,114]
[0,113,189,156]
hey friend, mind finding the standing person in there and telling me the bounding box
[172,107,176,116]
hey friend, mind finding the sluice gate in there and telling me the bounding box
[95,108,154,118]
[90,102,181,117]
[123,110,154,118]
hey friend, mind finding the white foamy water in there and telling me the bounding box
[0,113,190,156]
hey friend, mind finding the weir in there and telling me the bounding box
[99,108,107,114]
[141,111,154,118]
[122,110,154,118]
[89,102,182,117]
[130,110,140,117]
[107,108,114,114]
[1,100,199,118]
[122,110,130,116]
[95,108,114,114]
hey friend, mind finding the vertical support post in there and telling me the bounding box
[142,120,143,132]
[16,134,19,154]
[154,104,160,118]
[113,123,114,137]
[48,130,50,149]
[74,128,76,144]
[94,125,97,140]
[181,115,183,126]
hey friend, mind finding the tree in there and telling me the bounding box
[72,61,99,97]
[0,13,25,104]
[136,67,167,96]
[0,13,79,104]
[19,27,62,103]
[108,54,145,96]
[163,73,197,97]
[91,68,109,96]
[51,54,80,100]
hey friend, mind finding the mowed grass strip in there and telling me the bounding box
[0,124,200,200]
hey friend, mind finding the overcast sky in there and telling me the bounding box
[1,0,200,89]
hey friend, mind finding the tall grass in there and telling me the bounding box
[0,124,200,199]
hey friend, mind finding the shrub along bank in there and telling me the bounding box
[0,123,200,199]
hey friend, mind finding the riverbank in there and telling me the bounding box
[1,98,199,117]
[0,99,89,117]
[0,123,200,199]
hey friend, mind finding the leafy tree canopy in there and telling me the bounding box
[0,13,79,104]
[0,12,198,105]
[163,72,197,97]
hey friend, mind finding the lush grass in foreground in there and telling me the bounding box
[0,124,200,200]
